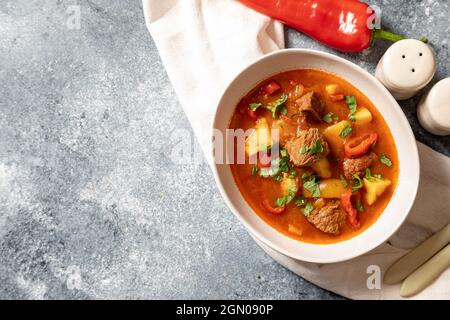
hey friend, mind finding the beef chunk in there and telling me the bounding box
[284,128,329,167]
[295,91,325,121]
[271,115,302,145]
[307,201,346,235]
[343,152,378,180]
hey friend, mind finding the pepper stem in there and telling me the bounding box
[371,29,429,45]
[372,29,406,43]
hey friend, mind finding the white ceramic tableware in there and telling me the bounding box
[211,49,420,263]
[417,77,450,136]
[375,39,436,100]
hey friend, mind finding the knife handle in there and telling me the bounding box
[384,223,450,284]
[400,243,450,297]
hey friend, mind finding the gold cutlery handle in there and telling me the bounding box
[384,223,450,284]
[400,243,450,297]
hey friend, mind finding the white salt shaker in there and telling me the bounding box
[417,78,450,136]
[375,39,436,100]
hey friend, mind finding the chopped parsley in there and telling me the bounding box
[278,157,290,174]
[380,153,392,167]
[300,146,310,154]
[351,174,364,193]
[294,195,306,207]
[248,94,288,118]
[301,172,309,182]
[340,174,348,187]
[365,168,376,182]
[299,140,323,155]
[309,140,324,155]
[288,170,298,178]
[374,173,384,180]
[322,112,334,124]
[273,174,284,182]
[251,165,258,176]
[302,202,314,216]
[249,102,263,111]
[275,197,288,207]
[339,125,353,138]
[275,184,297,207]
[266,94,288,119]
[294,195,313,216]
[259,148,290,181]
[355,198,364,213]
[303,175,321,198]
[345,95,357,122]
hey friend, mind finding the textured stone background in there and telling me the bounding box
[0,0,448,299]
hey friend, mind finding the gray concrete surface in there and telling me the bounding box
[0,0,448,299]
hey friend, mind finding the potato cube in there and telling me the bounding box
[303,179,346,198]
[311,158,332,178]
[322,120,351,155]
[363,177,392,205]
[280,174,299,197]
[354,108,373,125]
[325,84,340,95]
[245,118,272,156]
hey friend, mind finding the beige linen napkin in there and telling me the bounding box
[143,0,450,299]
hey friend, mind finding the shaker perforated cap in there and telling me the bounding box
[382,39,436,90]
[426,78,450,131]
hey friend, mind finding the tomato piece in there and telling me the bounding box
[261,198,286,215]
[341,190,361,229]
[263,81,281,95]
[246,108,257,120]
[344,133,378,158]
[329,94,345,101]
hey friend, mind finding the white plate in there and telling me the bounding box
[211,49,420,263]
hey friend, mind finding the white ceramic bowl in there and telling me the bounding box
[211,49,420,263]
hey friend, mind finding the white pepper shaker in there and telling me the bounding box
[375,39,436,100]
[417,78,450,136]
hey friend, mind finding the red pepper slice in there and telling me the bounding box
[329,94,345,102]
[263,81,281,95]
[238,0,411,52]
[261,198,286,215]
[344,133,378,158]
[341,190,361,229]
[246,108,257,120]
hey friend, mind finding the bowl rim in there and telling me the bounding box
[210,48,420,263]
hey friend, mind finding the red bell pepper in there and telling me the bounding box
[246,108,258,120]
[341,190,361,229]
[263,81,281,95]
[329,94,345,102]
[261,198,286,214]
[238,97,259,120]
[344,133,378,158]
[238,0,418,52]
